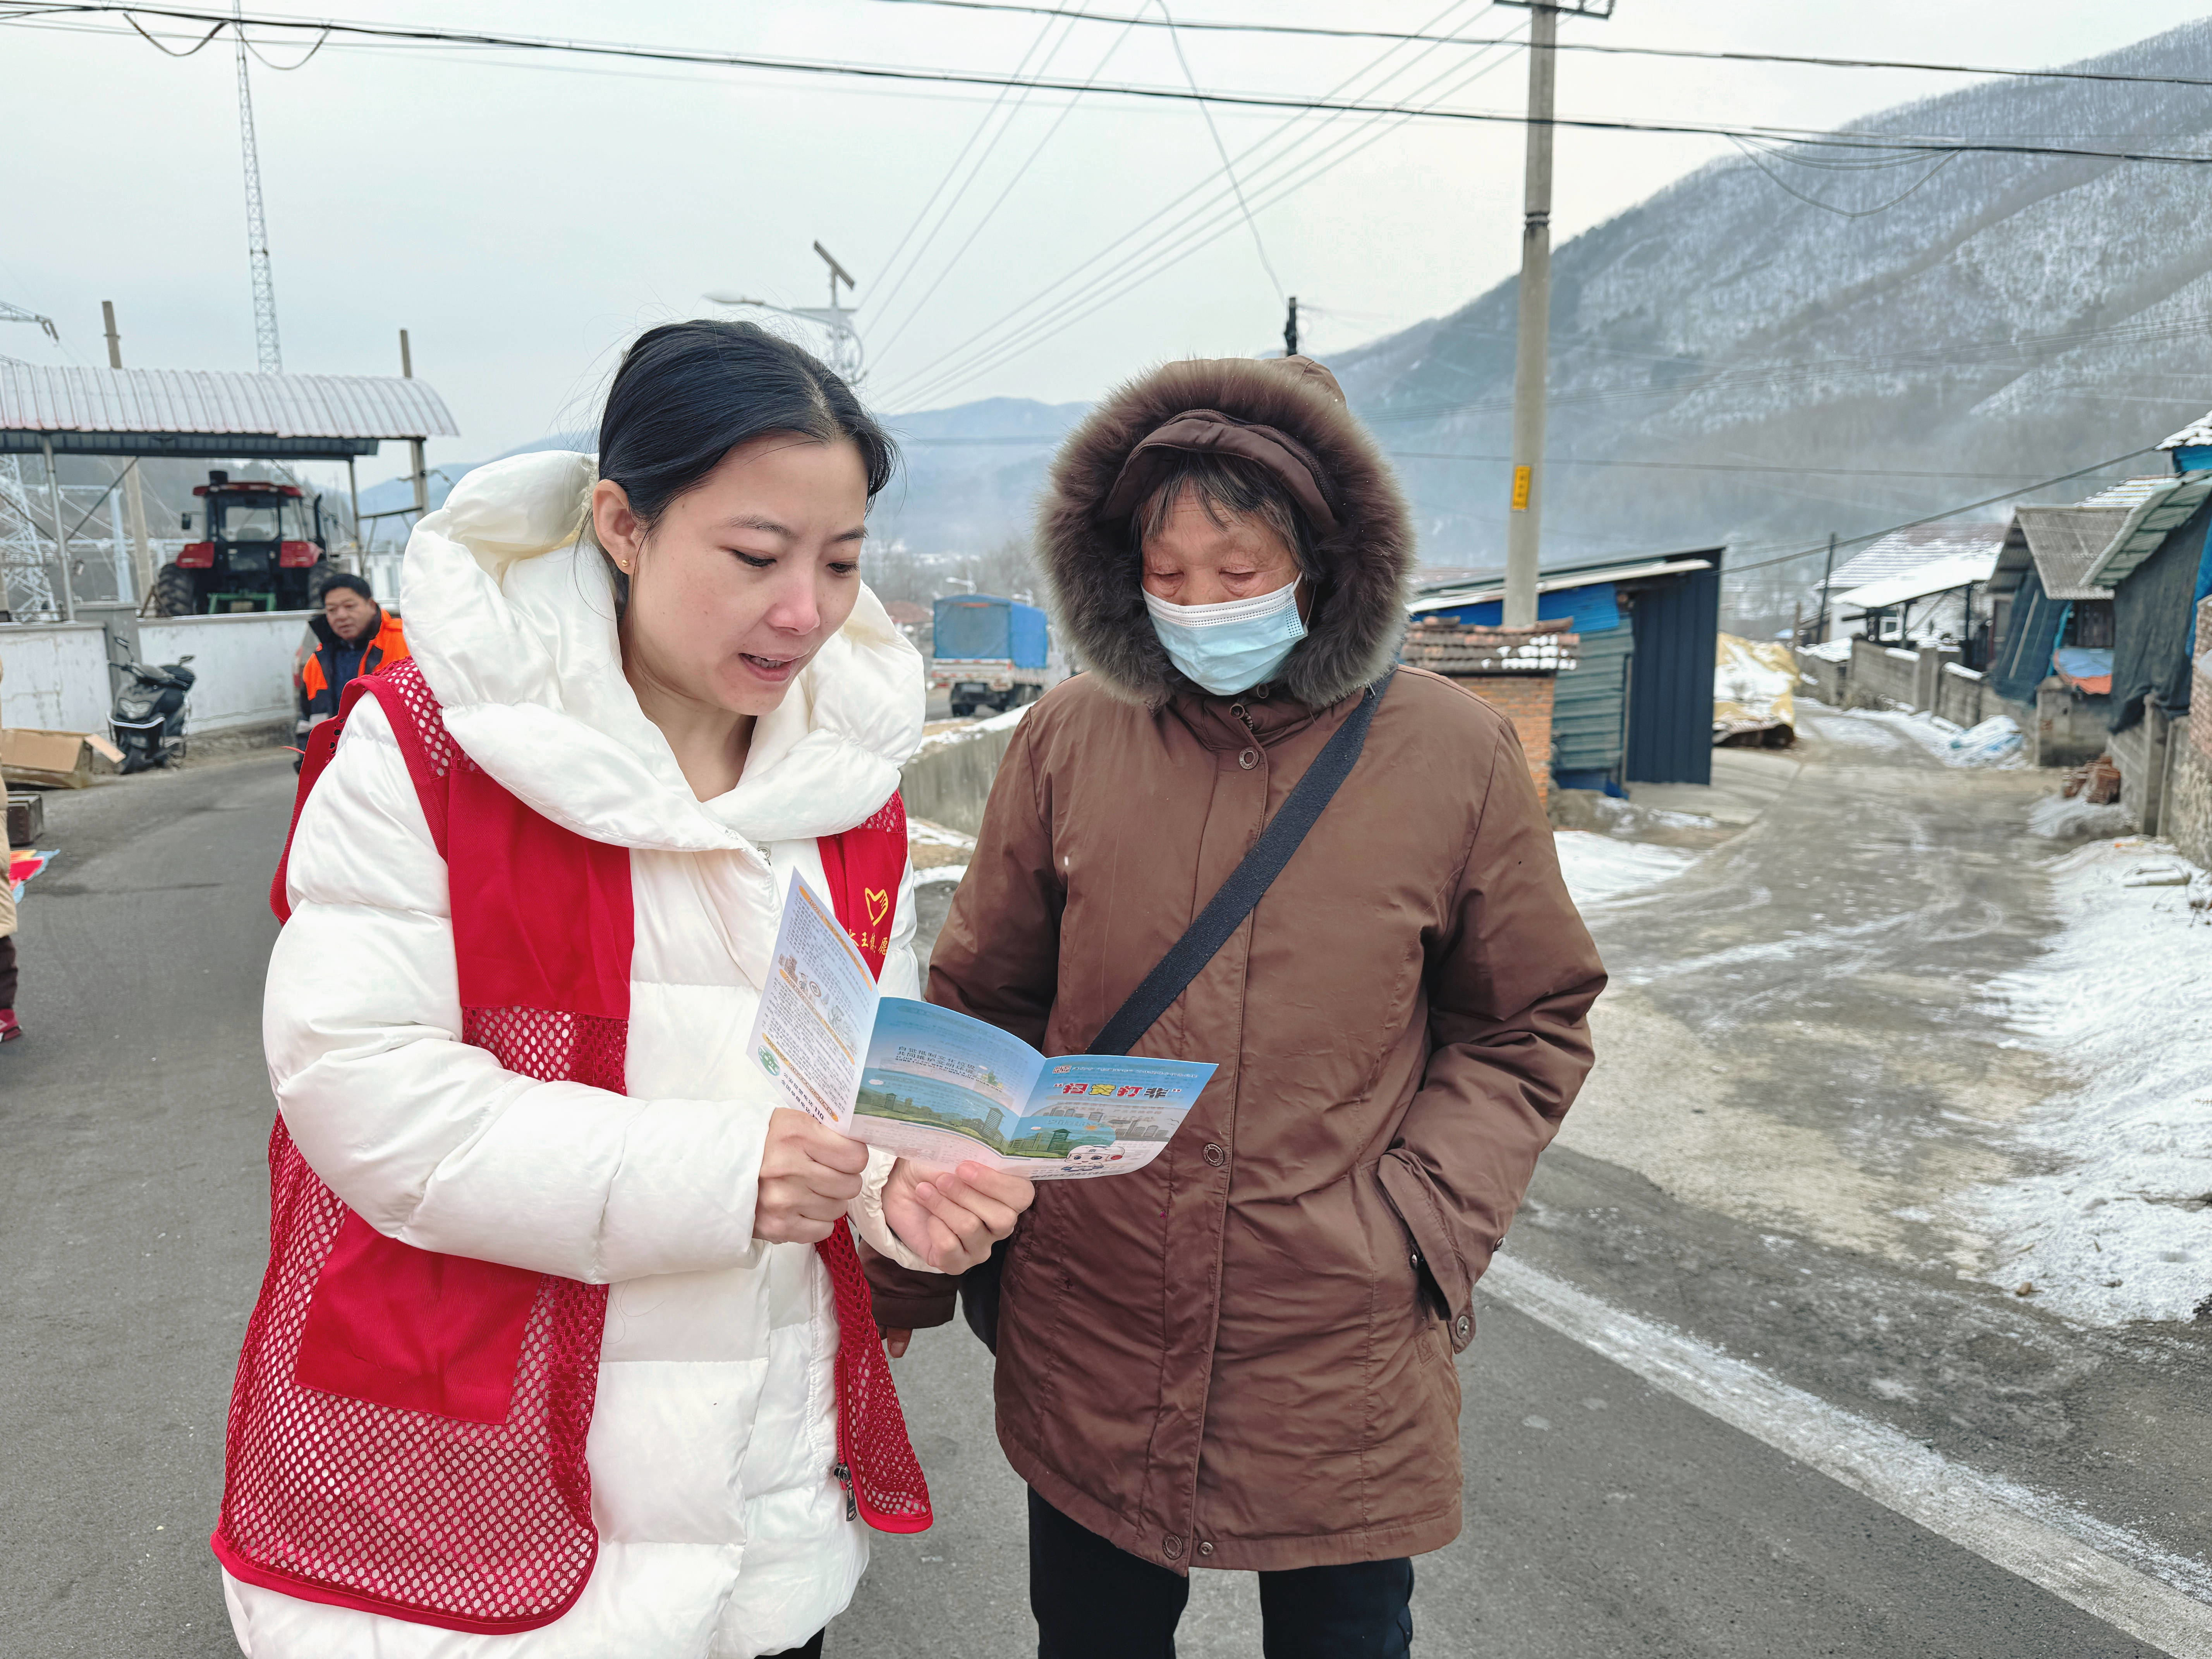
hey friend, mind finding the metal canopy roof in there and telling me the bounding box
[1838,547,1999,611]
[1408,546,1724,614]
[0,362,458,459]
[2083,469,2212,589]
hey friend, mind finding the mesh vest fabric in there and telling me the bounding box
[218,657,929,1635]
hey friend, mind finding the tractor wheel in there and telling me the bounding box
[950,702,974,717]
[150,562,196,617]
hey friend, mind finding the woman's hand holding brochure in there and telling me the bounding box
[745,873,1218,1183]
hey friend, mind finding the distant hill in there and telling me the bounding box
[1330,19,2212,630]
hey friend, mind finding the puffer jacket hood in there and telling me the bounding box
[401,449,924,854]
[1037,355,1413,710]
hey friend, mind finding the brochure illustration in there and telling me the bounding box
[744,873,1215,1180]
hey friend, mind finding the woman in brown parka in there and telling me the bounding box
[868,354,1605,1657]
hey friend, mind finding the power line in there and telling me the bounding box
[1384,451,2049,480]
[1722,447,2161,577]
[1154,0,1282,301]
[869,0,2212,94]
[17,5,2212,166]
[879,5,1531,407]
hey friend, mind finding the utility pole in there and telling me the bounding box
[233,2,282,372]
[400,329,428,520]
[102,301,156,603]
[1501,0,1614,627]
[1283,295,1300,358]
[1816,530,1838,643]
[40,437,76,622]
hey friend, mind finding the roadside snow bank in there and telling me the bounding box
[1971,837,2212,1324]
[1554,831,1700,908]
[910,701,1030,760]
[1805,706,2024,768]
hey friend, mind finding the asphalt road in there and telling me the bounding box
[0,741,2192,1657]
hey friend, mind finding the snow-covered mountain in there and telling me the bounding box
[1334,19,2212,622]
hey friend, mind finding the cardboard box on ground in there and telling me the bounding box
[6,792,41,846]
[1,728,126,790]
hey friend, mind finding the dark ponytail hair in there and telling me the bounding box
[595,320,895,601]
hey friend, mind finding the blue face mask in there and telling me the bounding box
[1144,579,1307,696]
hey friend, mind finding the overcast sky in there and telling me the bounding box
[7,0,2210,493]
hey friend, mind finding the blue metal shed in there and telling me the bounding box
[1410,548,1724,790]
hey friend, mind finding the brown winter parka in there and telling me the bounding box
[867,355,1606,1573]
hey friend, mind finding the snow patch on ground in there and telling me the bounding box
[1969,838,2212,1325]
[2027,794,2135,842]
[1803,706,2024,768]
[1554,831,1701,909]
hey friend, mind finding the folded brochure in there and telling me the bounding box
[745,872,1215,1180]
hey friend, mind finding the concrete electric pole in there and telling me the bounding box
[1283,295,1300,358]
[1501,0,1614,627]
[400,329,428,521]
[101,301,156,603]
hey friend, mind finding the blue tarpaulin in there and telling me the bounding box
[1989,569,2069,706]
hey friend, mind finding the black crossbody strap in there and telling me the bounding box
[1089,670,1395,1058]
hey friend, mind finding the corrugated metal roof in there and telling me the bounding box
[0,363,456,440]
[2083,469,2212,588]
[1407,557,1712,614]
[1991,505,2133,601]
[1825,522,2005,592]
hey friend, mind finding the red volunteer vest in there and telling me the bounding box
[213,658,928,1635]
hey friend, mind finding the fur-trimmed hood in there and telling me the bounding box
[1037,355,1413,709]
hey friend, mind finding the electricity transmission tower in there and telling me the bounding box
[0,301,62,618]
[1500,0,1614,626]
[233,1,282,372]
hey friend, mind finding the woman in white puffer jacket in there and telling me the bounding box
[225,321,1030,1659]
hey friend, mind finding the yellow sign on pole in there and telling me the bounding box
[1510,464,1532,512]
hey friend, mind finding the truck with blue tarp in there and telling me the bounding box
[930,594,1055,714]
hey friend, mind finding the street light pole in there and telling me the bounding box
[1503,2,1558,628]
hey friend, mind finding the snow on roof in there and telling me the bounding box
[1825,522,2004,592]
[1838,547,1999,611]
[1400,621,1579,674]
[2071,476,2170,512]
[2160,410,2212,450]
[2085,471,2212,589]
[0,362,457,451]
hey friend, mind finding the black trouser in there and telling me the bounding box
[1028,1489,1413,1659]
[764,1634,822,1659]
[0,934,15,1011]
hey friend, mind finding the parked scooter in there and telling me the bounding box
[107,654,197,775]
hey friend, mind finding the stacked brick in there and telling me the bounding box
[1400,620,1580,802]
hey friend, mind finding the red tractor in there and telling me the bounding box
[153,469,333,615]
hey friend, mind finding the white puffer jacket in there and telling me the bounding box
[225,451,938,1659]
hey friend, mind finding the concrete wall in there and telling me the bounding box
[0,610,306,740]
[0,623,111,731]
[1845,639,1922,709]
[2030,682,2111,769]
[900,721,1022,838]
[1933,662,1994,729]
[1794,648,1846,707]
[142,612,307,733]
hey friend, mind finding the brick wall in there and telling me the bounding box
[2165,596,2212,865]
[1458,672,1557,802]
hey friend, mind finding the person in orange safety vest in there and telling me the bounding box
[299,573,409,727]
